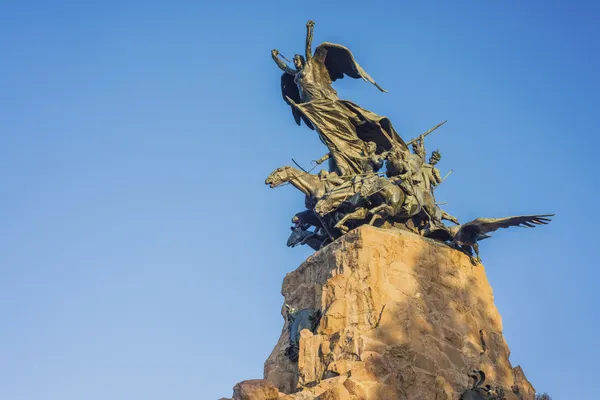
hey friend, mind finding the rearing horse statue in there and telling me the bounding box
[265,166,333,199]
[265,166,410,233]
[265,166,346,238]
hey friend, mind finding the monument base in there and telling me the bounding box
[225,226,536,400]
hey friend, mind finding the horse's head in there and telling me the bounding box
[287,227,308,248]
[265,166,293,188]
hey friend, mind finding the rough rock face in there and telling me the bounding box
[224,380,280,400]
[228,226,535,399]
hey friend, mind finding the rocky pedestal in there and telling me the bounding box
[225,226,535,400]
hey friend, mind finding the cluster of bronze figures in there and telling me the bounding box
[265,21,553,264]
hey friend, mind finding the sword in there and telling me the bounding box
[292,158,307,173]
[278,53,292,63]
[440,169,453,184]
[432,170,453,194]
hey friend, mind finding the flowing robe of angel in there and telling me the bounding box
[273,25,406,177]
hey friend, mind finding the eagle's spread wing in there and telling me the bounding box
[281,73,314,129]
[313,42,386,92]
[466,214,554,235]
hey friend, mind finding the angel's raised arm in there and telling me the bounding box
[271,49,296,75]
[305,20,315,61]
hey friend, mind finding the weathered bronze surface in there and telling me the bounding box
[460,371,507,400]
[266,20,553,260]
[284,305,322,361]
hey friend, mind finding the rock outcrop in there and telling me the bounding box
[225,226,535,400]
[225,380,280,400]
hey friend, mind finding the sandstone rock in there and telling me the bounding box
[230,379,279,400]
[262,226,535,400]
[434,376,453,400]
[512,366,536,399]
[315,384,352,400]
[297,330,329,386]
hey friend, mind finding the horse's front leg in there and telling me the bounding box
[368,204,394,226]
[334,207,369,233]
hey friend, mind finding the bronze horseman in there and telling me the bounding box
[271,20,406,177]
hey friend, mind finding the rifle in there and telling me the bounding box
[407,120,447,146]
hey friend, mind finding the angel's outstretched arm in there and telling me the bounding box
[313,153,330,165]
[271,49,296,75]
[305,20,315,61]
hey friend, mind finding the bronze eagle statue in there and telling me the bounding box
[426,214,554,264]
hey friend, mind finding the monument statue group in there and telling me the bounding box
[265,20,553,265]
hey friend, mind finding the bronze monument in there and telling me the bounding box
[222,20,553,400]
[266,20,553,263]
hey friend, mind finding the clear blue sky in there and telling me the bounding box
[1,1,598,399]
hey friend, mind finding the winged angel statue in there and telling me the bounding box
[271,20,406,177]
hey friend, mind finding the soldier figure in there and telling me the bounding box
[411,135,427,163]
[361,141,386,174]
[421,150,443,194]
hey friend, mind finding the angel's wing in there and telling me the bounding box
[467,214,554,235]
[281,73,314,129]
[313,42,386,92]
